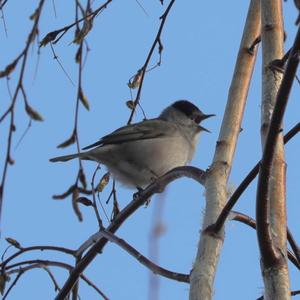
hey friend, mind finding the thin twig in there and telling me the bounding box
[51,0,57,17]
[0,3,8,37]
[43,267,61,292]
[80,274,109,300]
[49,42,75,86]
[91,164,104,229]
[127,0,176,124]
[287,228,300,266]
[4,260,107,298]
[257,289,300,300]
[2,270,24,300]
[1,245,76,270]
[101,229,189,283]
[14,119,32,150]
[0,0,8,10]
[135,0,149,17]
[40,0,113,46]
[0,0,45,231]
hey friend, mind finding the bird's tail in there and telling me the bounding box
[49,153,80,162]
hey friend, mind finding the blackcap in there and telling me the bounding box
[50,100,214,188]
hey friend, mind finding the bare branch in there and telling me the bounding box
[257,289,300,300]
[43,267,61,292]
[0,0,8,10]
[287,228,300,266]
[256,13,300,270]
[189,1,261,299]
[91,164,104,228]
[76,231,104,257]
[230,211,300,270]
[4,260,108,299]
[0,0,45,230]
[2,270,24,300]
[127,0,176,124]
[206,122,300,234]
[80,274,109,300]
[1,245,76,270]
[101,229,189,283]
[40,0,113,46]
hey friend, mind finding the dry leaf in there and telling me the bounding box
[28,27,39,44]
[0,59,18,78]
[57,132,76,149]
[5,237,22,249]
[77,197,93,207]
[79,88,90,110]
[79,168,87,189]
[25,104,44,121]
[29,8,39,21]
[96,172,110,192]
[126,100,135,110]
[40,30,60,47]
[0,274,8,295]
[128,70,142,89]
[8,156,15,165]
[53,185,76,200]
[75,46,82,63]
[72,188,83,222]
[73,19,93,44]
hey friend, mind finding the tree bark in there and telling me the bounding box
[189,1,261,299]
[258,0,291,299]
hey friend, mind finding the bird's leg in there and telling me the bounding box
[133,186,144,201]
[133,186,152,206]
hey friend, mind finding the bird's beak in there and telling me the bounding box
[201,113,216,120]
[198,125,211,133]
[198,114,215,133]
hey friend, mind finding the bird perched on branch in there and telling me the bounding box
[50,100,214,188]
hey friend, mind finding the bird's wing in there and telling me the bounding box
[82,119,177,150]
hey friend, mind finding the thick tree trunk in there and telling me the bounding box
[189,1,261,299]
[259,1,291,299]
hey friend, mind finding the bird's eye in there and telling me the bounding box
[193,115,202,124]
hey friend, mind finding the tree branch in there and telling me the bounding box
[0,0,45,231]
[101,229,189,283]
[127,0,176,124]
[40,0,113,46]
[4,260,108,299]
[230,211,300,270]
[189,1,261,299]
[256,14,300,269]
[206,122,300,234]
[1,245,76,271]
[2,270,24,300]
[55,166,205,299]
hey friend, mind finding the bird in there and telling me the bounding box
[50,100,214,188]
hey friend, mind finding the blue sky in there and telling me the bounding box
[0,1,300,299]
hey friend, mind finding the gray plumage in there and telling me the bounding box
[50,100,214,188]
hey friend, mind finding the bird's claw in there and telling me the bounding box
[133,186,143,201]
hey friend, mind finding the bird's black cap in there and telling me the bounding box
[172,100,201,117]
[172,100,215,129]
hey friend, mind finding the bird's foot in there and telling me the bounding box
[133,186,143,201]
[145,197,152,206]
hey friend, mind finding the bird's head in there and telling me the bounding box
[160,100,215,132]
